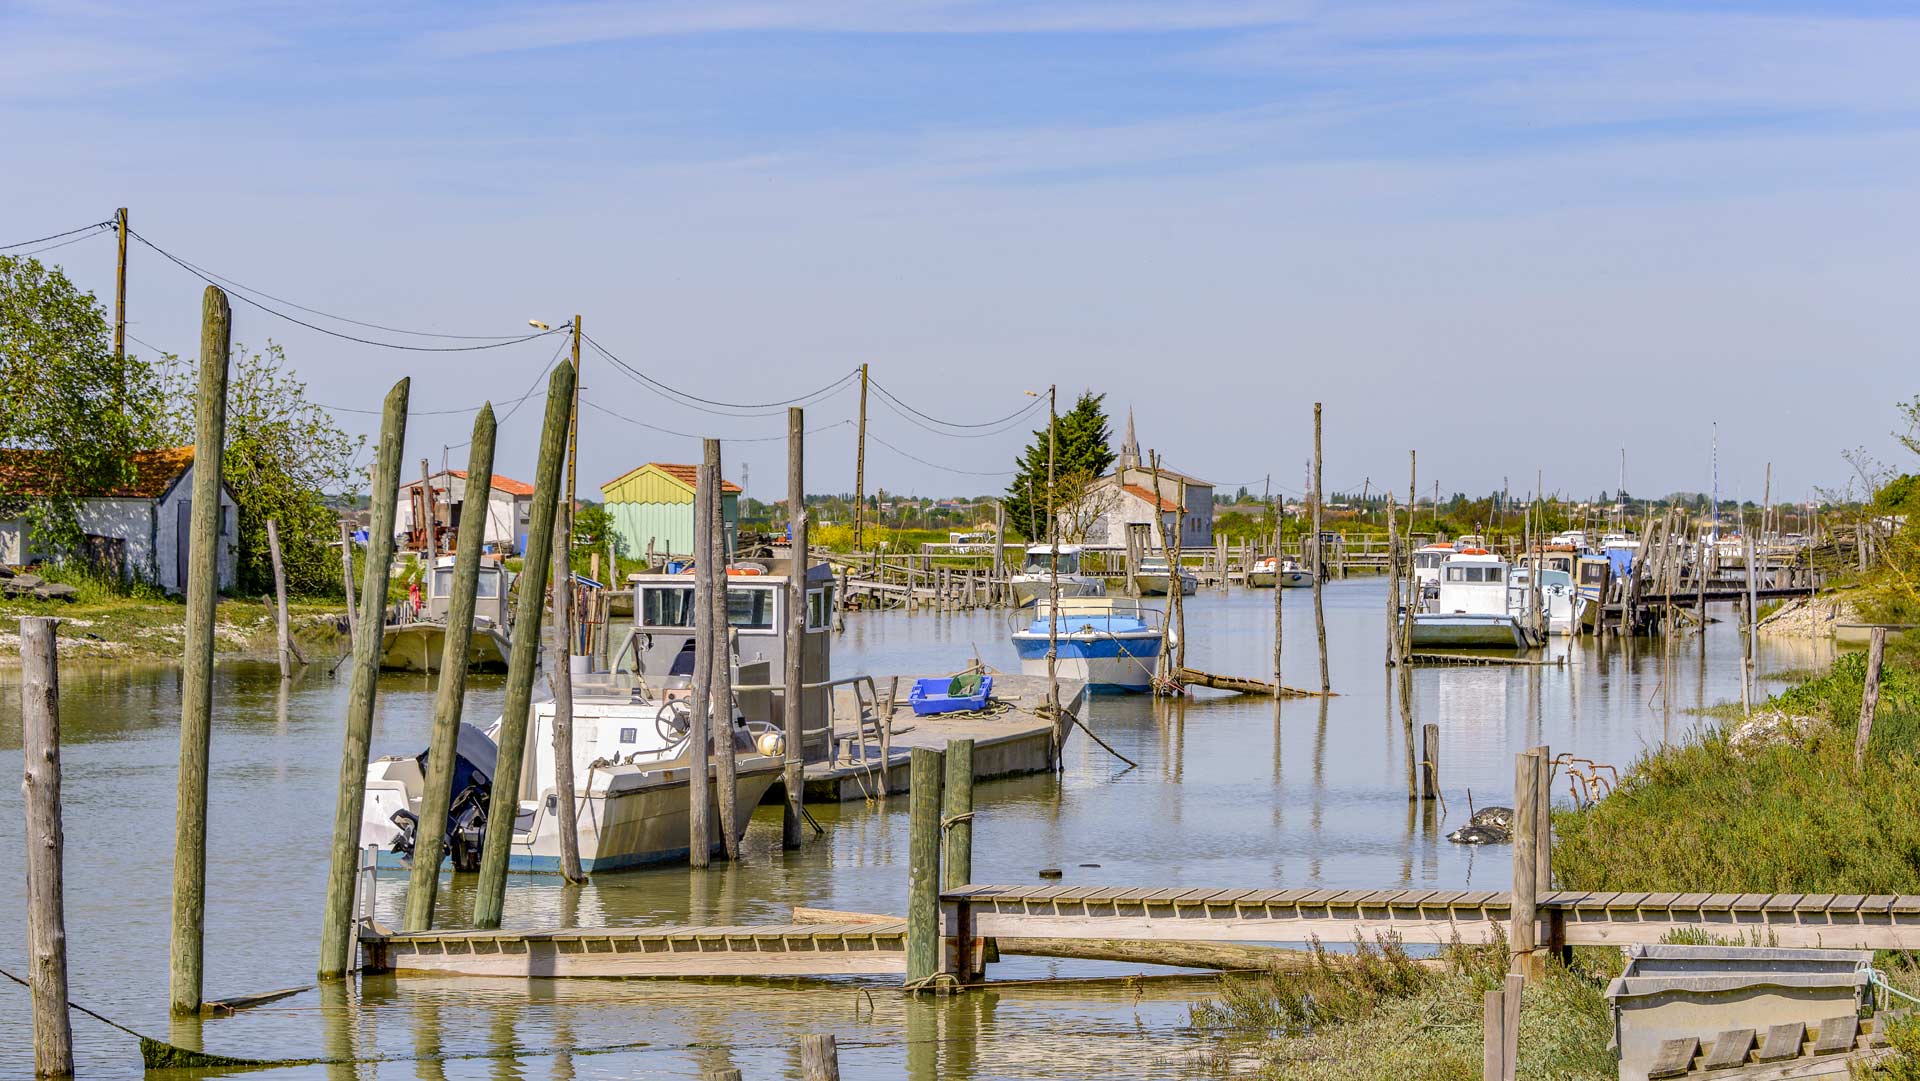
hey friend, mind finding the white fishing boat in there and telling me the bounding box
[380,556,514,673]
[1011,596,1163,693]
[1132,555,1196,596]
[1249,556,1312,589]
[1009,544,1106,607]
[1410,550,1537,649]
[1509,565,1582,636]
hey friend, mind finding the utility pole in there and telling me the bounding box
[854,363,869,550]
[113,207,128,376]
[566,314,581,540]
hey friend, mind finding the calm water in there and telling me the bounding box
[0,580,1831,1079]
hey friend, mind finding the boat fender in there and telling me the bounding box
[755,731,785,757]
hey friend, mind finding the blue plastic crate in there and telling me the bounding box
[907,674,992,716]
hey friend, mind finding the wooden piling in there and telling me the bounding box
[783,409,808,848]
[21,618,72,1077]
[1311,403,1329,693]
[1532,744,1552,898]
[1385,496,1401,667]
[942,739,974,891]
[316,377,406,978]
[708,444,741,862]
[687,446,717,869]
[801,1034,841,1081]
[419,458,438,565]
[1420,724,1440,802]
[1511,750,1540,978]
[905,747,944,988]
[1401,451,1417,659]
[267,519,293,678]
[1855,626,1888,771]
[337,521,357,644]
[472,363,573,929]
[404,405,497,931]
[550,469,584,883]
[172,286,230,1013]
[1271,512,1284,697]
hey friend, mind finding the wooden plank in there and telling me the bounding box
[1731,893,1772,910]
[1860,896,1898,915]
[1701,1028,1755,1070]
[1647,1036,1698,1079]
[1888,897,1920,914]
[1700,893,1742,911]
[1608,892,1652,910]
[1829,895,1866,913]
[1797,894,1837,912]
[1811,1015,1857,1055]
[1754,1021,1804,1062]
[1764,894,1804,912]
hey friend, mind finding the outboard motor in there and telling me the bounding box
[398,721,499,872]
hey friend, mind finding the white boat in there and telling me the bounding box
[1009,544,1106,607]
[1011,597,1163,693]
[1132,555,1196,596]
[1509,565,1582,636]
[1249,556,1312,589]
[361,683,785,873]
[1410,549,1538,649]
[380,556,514,673]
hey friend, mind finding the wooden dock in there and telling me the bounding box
[364,921,907,978]
[1408,652,1565,667]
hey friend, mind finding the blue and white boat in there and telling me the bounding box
[1012,597,1163,693]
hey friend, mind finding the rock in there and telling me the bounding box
[1038,867,1063,879]
[1727,710,1820,753]
[1447,824,1512,845]
[33,583,79,602]
[1469,806,1514,830]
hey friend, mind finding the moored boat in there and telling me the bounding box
[1009,544,1106,607]
[380,555,514,673]
[1011,596,1163,693]
[1249,556,1313,588]
[1133,555,1196,596]
[1410,549,1539,649]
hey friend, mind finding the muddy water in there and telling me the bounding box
[0,580,1829,1078]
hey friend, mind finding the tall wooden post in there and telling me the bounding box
[565,315,581,536]
[905,747,944,987]
[267,519,292,679]
[21,618,72,1076]
[1046,385,1060,722]
[1311,403,1330,693]
[853,363,869,549]
[801,1034,841,1081]
[1421,724,1440,802]
[551,462,585,883]
[687,446,716,868]
[1385,495,1401,667]
[1271,511,1284,697]
[419,458,437,566]
[316,377,407,979]
[1402,451,1418,658]
[942,738,974,890]
[471,363,574,929]
[404,406,496,930]
[171,286,229,1014]
[1511,750,1541,978]
[337,521,357,644]
[1743,528,1759,715]
[709,443,741,861]
[784,409,808,848]
[1855,626,1888,771]
[113,208,128,364]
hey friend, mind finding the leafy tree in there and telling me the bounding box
[573,501,623,557]
[157,342,362,595]
[1005,391,1116,541]
[0,255,163,552]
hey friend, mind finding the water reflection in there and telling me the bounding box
[0,581,1830,1078]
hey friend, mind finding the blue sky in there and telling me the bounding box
[4,1,1916,504]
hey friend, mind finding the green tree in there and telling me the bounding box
[573,501,623,557]
[1004,391,1116,541]
[0,255,163,552]
[157,342,363,595]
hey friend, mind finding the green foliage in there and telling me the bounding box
[156,342,362,596]
[1004,391,1115,541]
[572,502,621,557]
[0,254,163,552]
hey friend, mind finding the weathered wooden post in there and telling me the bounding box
[172,285,230,1014]
[687,447,716,869]
[267,518,293,678]
[418,457,438,565]
[1311,403,1330,693]
[337,521,357,644]
[1533,745,1552,899]
[905,746,944,988]
[801,1034,841,1081]
[707,443,741,861]
[784,408,808,848]
[550,463,585,883]
[21,618,72,1077]
[403,405,496,930]
[1855,626,1888,771]
[1511,750,1541,978]
[1421,724,1440,802]
[942,738,974,891]
[471,363,573,929]
[1385,496,1401,667]
[317,377,406,979]
[1271,513,1284,698]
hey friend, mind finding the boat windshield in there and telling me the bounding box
[430,567,500,599]
[1444,565,1504,583]
[1023,551,1080,575]
[641,584,778,631]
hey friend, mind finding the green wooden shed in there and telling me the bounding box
[600,462,740,558]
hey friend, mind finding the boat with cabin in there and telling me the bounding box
[379,555,514,673]
[1011,596,1163,693]
[1248,556,1312,588]
[1409,549,1539,649]
[1509,565,1582,636]
[1009,544,1107,607]
[1132,554,1196,596]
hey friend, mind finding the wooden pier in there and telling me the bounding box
[364,921,907,978]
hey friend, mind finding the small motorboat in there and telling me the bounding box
[1009,544,1107,608]
[1410,549,1540,650]
[380,556,514,673]
[1249,556,1312,589]
[1011,597,1162,693]
[1509,565,1583,636]
[1132,555,1196,596]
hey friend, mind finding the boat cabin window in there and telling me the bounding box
[727,585,777,631]
[618,727,637,744]
[806,585,835,631]
[1023,551,1079,575]
[431,566,502,599]
[1444,565,1503,583]
[1579,563,1608,586]
[1415,552,1445,569]
[640,585,697,628]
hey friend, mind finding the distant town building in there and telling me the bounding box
[600,462,741,558]
[1066,411,1215,548]
[397,469,535,555]
[0,445,238,593]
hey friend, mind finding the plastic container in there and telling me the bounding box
[908,674,992,716]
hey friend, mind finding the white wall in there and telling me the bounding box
[0,518,22,565]
[74,498,156,580]
[153,465,238,592]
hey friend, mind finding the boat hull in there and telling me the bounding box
[1131,573,1195,597]
[1410,614,1531,649]
[380,622,511,673]
[1011,632,1160,692]
[515,758,784,871]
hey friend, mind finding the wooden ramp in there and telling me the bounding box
[1175,668,1327,698]
[1408,652,1564,667]
[364,921,907,978]
[940,886,1920,950]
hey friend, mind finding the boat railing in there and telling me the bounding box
[731,673,889,774]
[1015,597,1164,634]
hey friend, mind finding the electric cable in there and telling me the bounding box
[0,220,113,251]
[583,334,859,415]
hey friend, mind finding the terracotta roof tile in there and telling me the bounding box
[444,469,535,497]
[605,462,741,495]
[1121,483,1182,513]
[0,445,197,499]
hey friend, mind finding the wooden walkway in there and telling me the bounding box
[940,886,1920,950]
[364,921,907,978]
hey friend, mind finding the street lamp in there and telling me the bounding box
[528,319,551,331]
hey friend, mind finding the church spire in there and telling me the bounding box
[1120,407,1139,469]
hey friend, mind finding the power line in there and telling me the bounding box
[583,334,859,416]
[581,396,855,444]
[864,430,1014,477]
[868,377,1044,430]
[868,387,1046,438]
[126,228,561,352]
[3,225,111,259]
[0,221,113,251]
